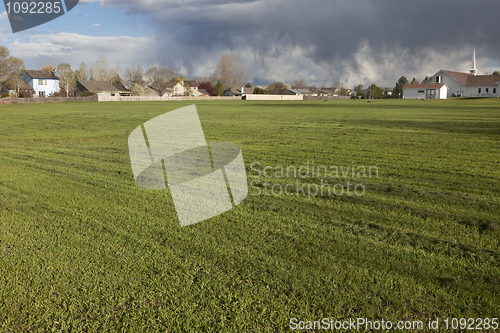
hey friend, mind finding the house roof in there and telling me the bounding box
[113,84,130,92]
[78,80,121,92]
[184,80,199,87]
[20,81,34,90]
[404,83,446,89]
[224,87,242,95]
[25,70,58,79]
[317,88,339,95]
[466,75,500,85]
[166,80,181,88]
[433,70,500,86]
[289,89,313,95]
[198,89,211,96]
[241,87,255,94]
[440,70,470,85]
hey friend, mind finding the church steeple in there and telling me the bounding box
[469,49,477,76]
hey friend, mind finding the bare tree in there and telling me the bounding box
[195,74,218,86]
[8,74,25,97]
[0,46,25,87]
[332,81,344,89]
[74,62,88,82]
[214,52,246,90]
[184,83,192,96]
[89,54,120,82]
[123,66,144,89]
[110,60,122,85]
[40,57,57,72]
[145,66,175,96]
[292,80,307,89]
[267,82,287,95]
[57,63,76,97]
[90,55,108,80]
[130,82,144,96]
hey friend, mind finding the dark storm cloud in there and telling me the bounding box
[96,0,500,85]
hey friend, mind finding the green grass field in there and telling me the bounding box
[1,99,499,332]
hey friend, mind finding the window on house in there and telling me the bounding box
[435,76,441,83]
[486,88,489,93]
[39,91,45,97]
[494,88,497,94]
[38,79,47,85]
[478,88,481,93]
[418,90,425,93]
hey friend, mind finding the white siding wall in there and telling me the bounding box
[464,85,499,97]
[23,75,59,97]
[403,86,447,99]
[433,71,464,97]
[438,86,448,99]
[403,88,426,99]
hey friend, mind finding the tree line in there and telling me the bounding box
[2,43,499,98]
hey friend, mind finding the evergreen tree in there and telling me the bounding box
[215,80,224,96]
[393,76,408,99]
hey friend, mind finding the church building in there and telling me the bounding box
[403,51,500,99]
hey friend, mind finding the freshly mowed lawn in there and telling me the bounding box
[0,99,499,331]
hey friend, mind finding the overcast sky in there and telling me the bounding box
[1,0,499,88]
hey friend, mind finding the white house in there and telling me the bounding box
[420,50,500,98]
[23,70,59,97]
[403,83,448,99]
[184,80,202,97]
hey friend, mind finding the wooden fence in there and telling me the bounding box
[0,95,98,104]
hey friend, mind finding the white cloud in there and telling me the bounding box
[90,23,100,28]
[9,32,157,69]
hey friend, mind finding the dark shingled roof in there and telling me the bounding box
[20,81,34,90]
[241,87,255,94]
[438,70,500,86]
[184,80,199,87]
[113,84,130,92]
[78,80,121,92]
[466,74,500,85]
[25,70,58,79]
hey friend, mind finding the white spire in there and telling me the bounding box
[470,49,477,76]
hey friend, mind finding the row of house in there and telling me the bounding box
[8,69,208,98]
[222,86,355,97]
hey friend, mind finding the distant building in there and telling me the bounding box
[317,88,340,96]
[286,89,317,96]
[403,83,448,99]
[409,50,500,98]
[198,89,212,96]
[184,80,202,96]
[383,87,393,96]
[223,87,242,96]
[23,70,59,97]
[74,80,130,96]
[240,86,255,95]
